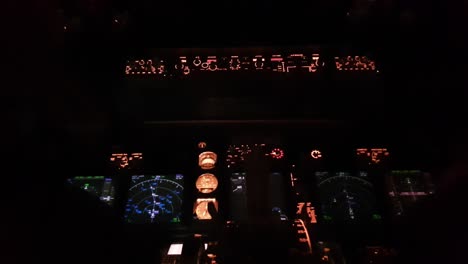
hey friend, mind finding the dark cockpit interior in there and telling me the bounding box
[7,1,467,264]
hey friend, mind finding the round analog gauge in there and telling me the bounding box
[199,151,217,170]
[194,199,217,220]
[196,173,218,193]
[195,201,212,220]
[271,148,284,159]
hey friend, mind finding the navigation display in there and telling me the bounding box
[125,174,184,224]
[316,171,380,223]
[68,176,115,206]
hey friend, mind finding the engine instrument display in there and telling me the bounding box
[198,151,217,170]
[125,174,184,224]
[194,198,218,220]
[196,173,218,194]
[316,171,379,223]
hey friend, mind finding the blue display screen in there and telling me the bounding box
[125,175,184,224]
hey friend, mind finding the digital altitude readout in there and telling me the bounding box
[125,175,184,224]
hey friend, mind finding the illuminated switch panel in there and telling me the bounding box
[356,148,389,165]
[226,144,255,168]
[225,143,284,168]
[125,59,167,75]
[109,152,143,170]
[125,53,323,76]
[335,56,376,71]
[285,53,322,73]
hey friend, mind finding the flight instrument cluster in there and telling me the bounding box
[65,142,435,264]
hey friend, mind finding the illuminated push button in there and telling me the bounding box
[199,151,217,169]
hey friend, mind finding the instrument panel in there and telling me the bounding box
[124,51,378,77]
[125,53,324,76]
[67,144,433,230]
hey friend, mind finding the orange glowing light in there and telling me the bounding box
[297,202,318,224]
[111,153,129,168]
[199,151,217,170]
[195,173,218,194]
[357,148,389,164]
[271,148,284,159]
[311,150,322,159]
[194,198,218,220]
[306,206,318,224]
[198,142,207,149]
[296,219,312,254]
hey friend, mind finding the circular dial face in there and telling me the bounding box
[271,148,284,159]
[125,175,184,224]
[196,173,218,194]
[198,142,207,149]
[317,172,376,222]
[195,201,212,220]
[199,151,217,170]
